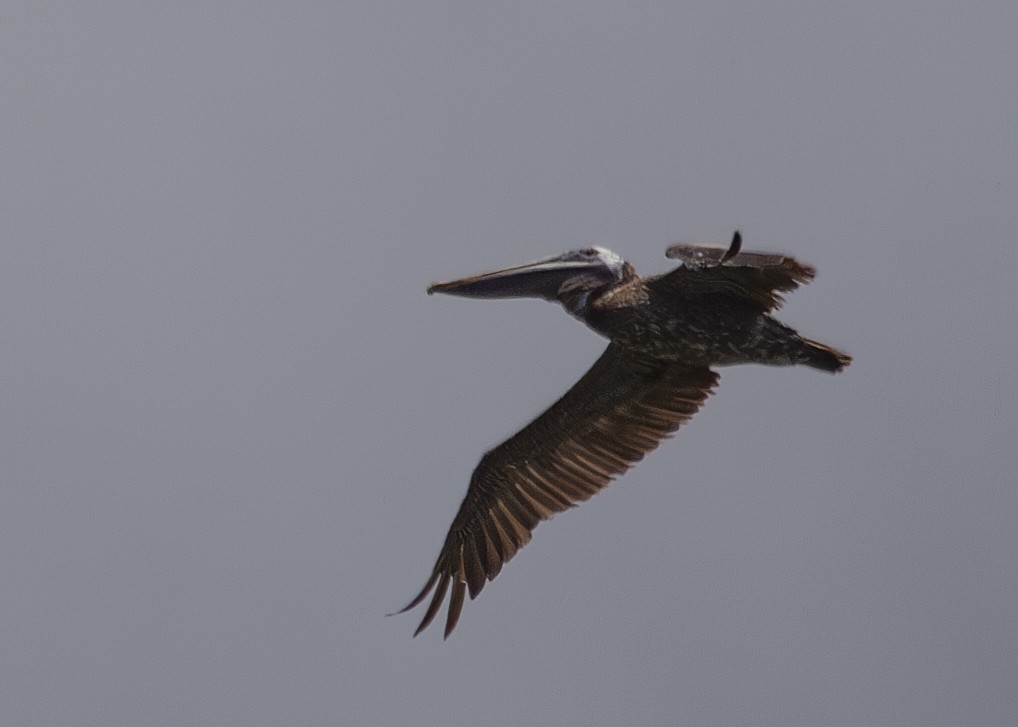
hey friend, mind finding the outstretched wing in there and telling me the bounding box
[395,343,718,638]
[660,231,816,311]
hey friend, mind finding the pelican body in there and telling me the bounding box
[397,232,850,637]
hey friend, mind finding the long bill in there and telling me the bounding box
[427,254,611,300]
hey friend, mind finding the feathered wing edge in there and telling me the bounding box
[392,345,718,638]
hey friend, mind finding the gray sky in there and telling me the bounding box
[1,3,1015,726]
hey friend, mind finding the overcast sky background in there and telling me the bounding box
[1,3,1015,726]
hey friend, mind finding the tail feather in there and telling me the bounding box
[801,337,852,373]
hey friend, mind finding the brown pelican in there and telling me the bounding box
[396,232,850,638]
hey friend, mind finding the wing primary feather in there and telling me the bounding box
[590,430,642,463]
[489,504,523,560]
[582,438,634,469]
[478,522,504,580]
[565,450,614,479]
[513,482,557,518]
[413,572,450,637]
[529,478,575,510]
[541,461,597,500]
[494,500,532,547]
[519,467,574,509]
[530,461,589,500]
[391,569,441,615]
[500,487,542,529]
[486,511,510,563]
[444,579,466,639]
[464,531,488,598]
[549,453,598,482]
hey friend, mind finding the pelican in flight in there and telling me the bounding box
[396,232,850,637]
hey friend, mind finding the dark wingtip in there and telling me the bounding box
[442,580,465,639]
[412,572,450,637]
[388,570,441,619]
[721,230,742,263]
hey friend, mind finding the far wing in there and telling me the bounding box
[660,231,816,311]
[395,343,718,638]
